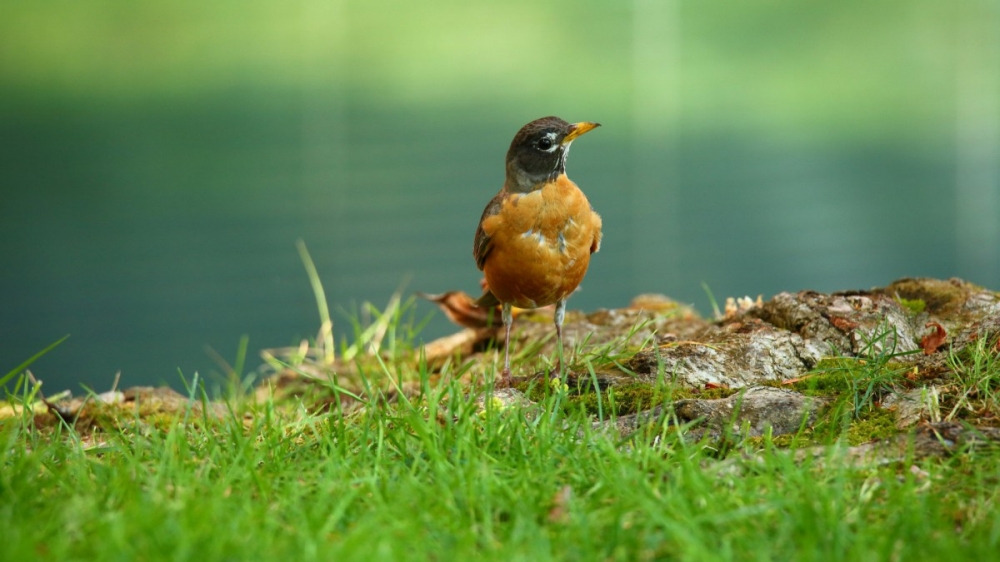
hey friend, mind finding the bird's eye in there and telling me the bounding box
[537,137,554,151]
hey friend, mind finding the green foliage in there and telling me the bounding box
[0,1,969,144]
[522,378,731,419]
[792,321,918,419]
[0,334,69,389]
[895,296,927,315]
[845,406,898,445]
[5,261,1000,559]
[945,335,1000,420]
[5,297,1000,559]
[777,320,926,446]
[3,372,1000,561]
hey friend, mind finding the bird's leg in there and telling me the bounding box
[552,299,567,380]
[497,302,514,388]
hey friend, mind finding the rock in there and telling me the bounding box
[623,278,998,394]
[263,276,1000,452]
[747,291,855,354]
[535,300,709,353]
[794,421,1000,467]
[627,319,825,388]
[476,387,534,413]
[606,386,828,441]
[872,277,1000,352]
[881,387,934,429]
[749,290,921,358]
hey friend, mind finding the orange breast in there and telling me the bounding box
[480,174,602,308]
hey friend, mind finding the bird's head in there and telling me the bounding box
[504,116,600,193]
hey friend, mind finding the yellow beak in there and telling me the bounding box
[562,121,601,145]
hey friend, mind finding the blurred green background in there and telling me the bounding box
[2,0,998,392]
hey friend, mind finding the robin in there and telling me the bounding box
[472,116,602,385]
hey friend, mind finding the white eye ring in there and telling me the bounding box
[537,132,559,153]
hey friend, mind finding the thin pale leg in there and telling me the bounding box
[553,299,566,377]
[497,302,513,387]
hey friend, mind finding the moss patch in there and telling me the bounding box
[518,377,739,418]
[781,357,912,398]
[23,387,226,440]
[747,402,899,449]
[882,278,975,316]
[895,296,927,315]
[845,406,898,444]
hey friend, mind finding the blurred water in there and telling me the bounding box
[0,100,978,392]
[1,1,997,392]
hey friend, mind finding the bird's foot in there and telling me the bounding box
[494,367,514,389]
[544,361,570,392]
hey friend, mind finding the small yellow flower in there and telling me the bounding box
[549,378,569,393]
[478,396,506,418]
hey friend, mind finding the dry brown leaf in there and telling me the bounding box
[920,322,947,355]
[829,316,859,332]
[781,374,817,386]
[416,291,501,330]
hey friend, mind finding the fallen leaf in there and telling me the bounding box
[829,316,859,332]
[418,285,547,330]
[781,373,817,386]
[920,322,947,355]
[416,291,501,330]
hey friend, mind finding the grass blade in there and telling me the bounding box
[0,334,70,389]
[297,239,335,365]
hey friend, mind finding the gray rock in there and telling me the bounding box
[607,386,828,442]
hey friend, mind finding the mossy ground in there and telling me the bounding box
[4,282,1000,560]
[518,376,738,418]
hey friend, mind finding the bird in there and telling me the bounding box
[472,116,602,386]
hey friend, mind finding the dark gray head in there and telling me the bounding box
[504,116,600,193]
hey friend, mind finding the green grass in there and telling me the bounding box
[6,319,1000,562]
[3,280,1000,560]
[3,368,1000,561]
[946,336,1000,421]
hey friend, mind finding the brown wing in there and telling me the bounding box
[473,191,505,271]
